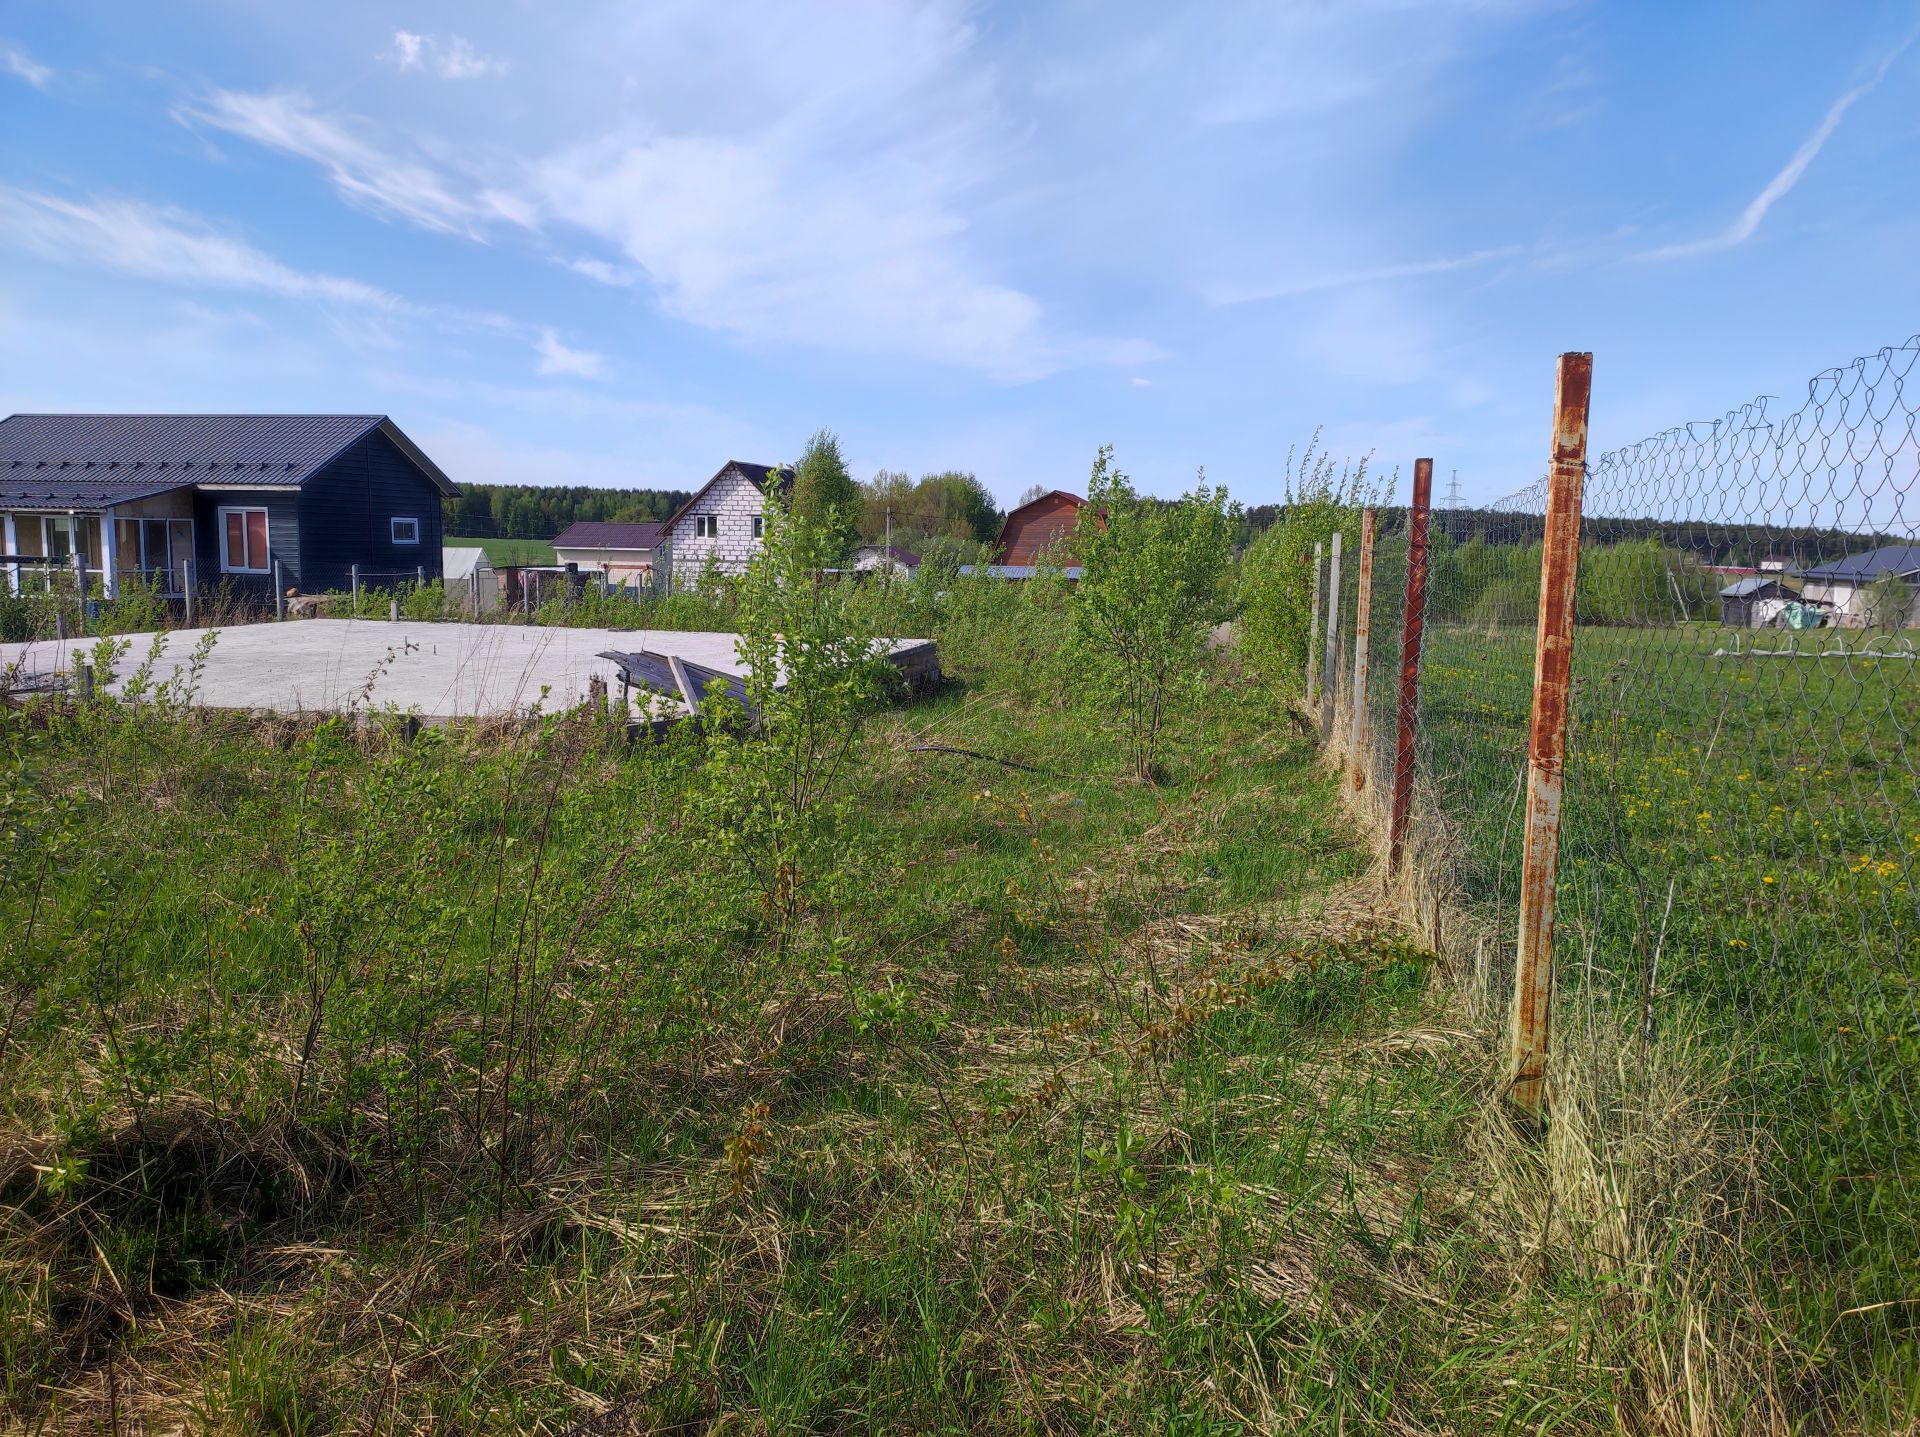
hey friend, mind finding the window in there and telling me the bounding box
[219,506,269,574]
[391,516,421,546]
[694,515,718,539]
[751,515,764,539]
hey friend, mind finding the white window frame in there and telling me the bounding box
[390,516,422,546]
[694,515,718,539]
[217,506,271,575]
[751,514,764,539]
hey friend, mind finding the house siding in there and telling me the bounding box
[192,488,301,597]
[297,430,447,592]
[666,468,765,585]
[998,495,1084,565]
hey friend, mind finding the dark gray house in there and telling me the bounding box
[0,414,458,601]
[1718,575,1795,628]
[1798,545,1920,628]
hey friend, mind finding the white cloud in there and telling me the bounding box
[388,30,505,80]
[0,186,596,381]
[1640,35,1912,262]
[533,327,605,379]
[0,187,407,309]
[3,41,51,88]
[1207,245,1525,307]
[178,89,495,234]
[181,2,1144,379]
[1130,376,1153,387]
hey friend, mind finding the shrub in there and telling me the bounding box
[1072,447,1235,781]
[1237,433,1376,682]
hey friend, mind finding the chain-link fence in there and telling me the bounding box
[1308,337,1919,1422]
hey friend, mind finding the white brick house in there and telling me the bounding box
[659,460,791,587]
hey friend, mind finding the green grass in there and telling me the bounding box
[1417,617,1920,1420]
[446,535,557,565]
[0,599,1675,1433]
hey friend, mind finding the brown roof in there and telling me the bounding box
[993,490,1086,559]
[553,520,665,551]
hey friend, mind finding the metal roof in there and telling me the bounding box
[0,414,458,499]
[958,563,1084,580]
[0,471,196,509]
[553,520,666,551]
[1719,576,1789,598]
[1796,544,1920,583]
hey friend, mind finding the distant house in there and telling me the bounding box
[443,545,498,613]
[552,520,669,589]
[0,414,457,600]
[658,461,792,586]
[1797,545,1920,628]
[994,490,1087,566]
[850,544,920,579]
[1718,575,1795,628]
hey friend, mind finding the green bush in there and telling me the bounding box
[1237,434,1375,683]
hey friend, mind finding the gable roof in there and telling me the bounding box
[853,544,921,568]
[1720,576,1791,598]
[0,414,459,502]
[553,520,665,551]
[660,460,794,535]
[1797,544,1920,584]
[993,490,1086,554]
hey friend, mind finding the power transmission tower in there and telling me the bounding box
[1443,470,1464,509]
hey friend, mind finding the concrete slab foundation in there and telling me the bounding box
[0,620,936,723]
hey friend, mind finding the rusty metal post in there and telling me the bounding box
[1305,541,1323,706]
[1349,508,1376,787]
[1508,352,1592,1118]
[1320,529,1343,737]
[1387,459,1433,874]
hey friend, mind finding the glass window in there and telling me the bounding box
[220,507,269,573]
[751,515,763,539]
[695,515,718,539]
[391,516,421,545]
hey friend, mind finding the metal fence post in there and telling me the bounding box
[1306,541,1323,705]
[1321,529,1343,736]
[72,552,88,636]
[274,559,285,619]
[184,561,196,628]
[1388,458,1434,874]
[1349,508,1376,788]
[351,564,361,614]
[1508,352,1593,1118]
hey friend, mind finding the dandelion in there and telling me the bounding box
[1762,875,1777,885]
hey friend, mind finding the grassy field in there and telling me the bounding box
[0,586,1729,1434]
[446,536,557,565]
[1416,618,1920,1420]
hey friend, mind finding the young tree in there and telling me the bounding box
[1863,571,1915,630]
[702,492,897,937]
[1236,433,1375,681]
[789,429,861,556]
[1071,447,1236,782]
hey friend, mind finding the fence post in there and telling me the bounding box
[72,552,88,636]
[1306,541,1323,705]
[76,659,93,704]
[184,561,196,628]
[1388,458,1434,874]
[1349,508,1376,787]
[1508,352,1593,1118]
[274,559,285,619]
[351,564,361,614]
[1321,529,1343,736]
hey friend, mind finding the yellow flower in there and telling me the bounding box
[1762,875,1776,885]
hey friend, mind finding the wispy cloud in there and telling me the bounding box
[0,187,407,308]
[0,186,595,378]
[1639,35,1913,262]
[3,40,51,88]
[1207,245,1524,307]
[177,89,503,235]
[533,328,605,379]
[389,30,508,80]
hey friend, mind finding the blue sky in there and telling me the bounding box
[2,1,1916,508]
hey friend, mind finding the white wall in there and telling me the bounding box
[666,468,764,586]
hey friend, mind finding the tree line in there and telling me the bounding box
[443,485,694,539]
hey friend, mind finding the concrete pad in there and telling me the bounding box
[0,620,933,722]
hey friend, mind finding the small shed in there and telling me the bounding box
[443,545,497,613]
[994,491,1087,565]
[1719,575,1793,628]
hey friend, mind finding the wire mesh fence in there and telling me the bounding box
[1311,336,1919,1421]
